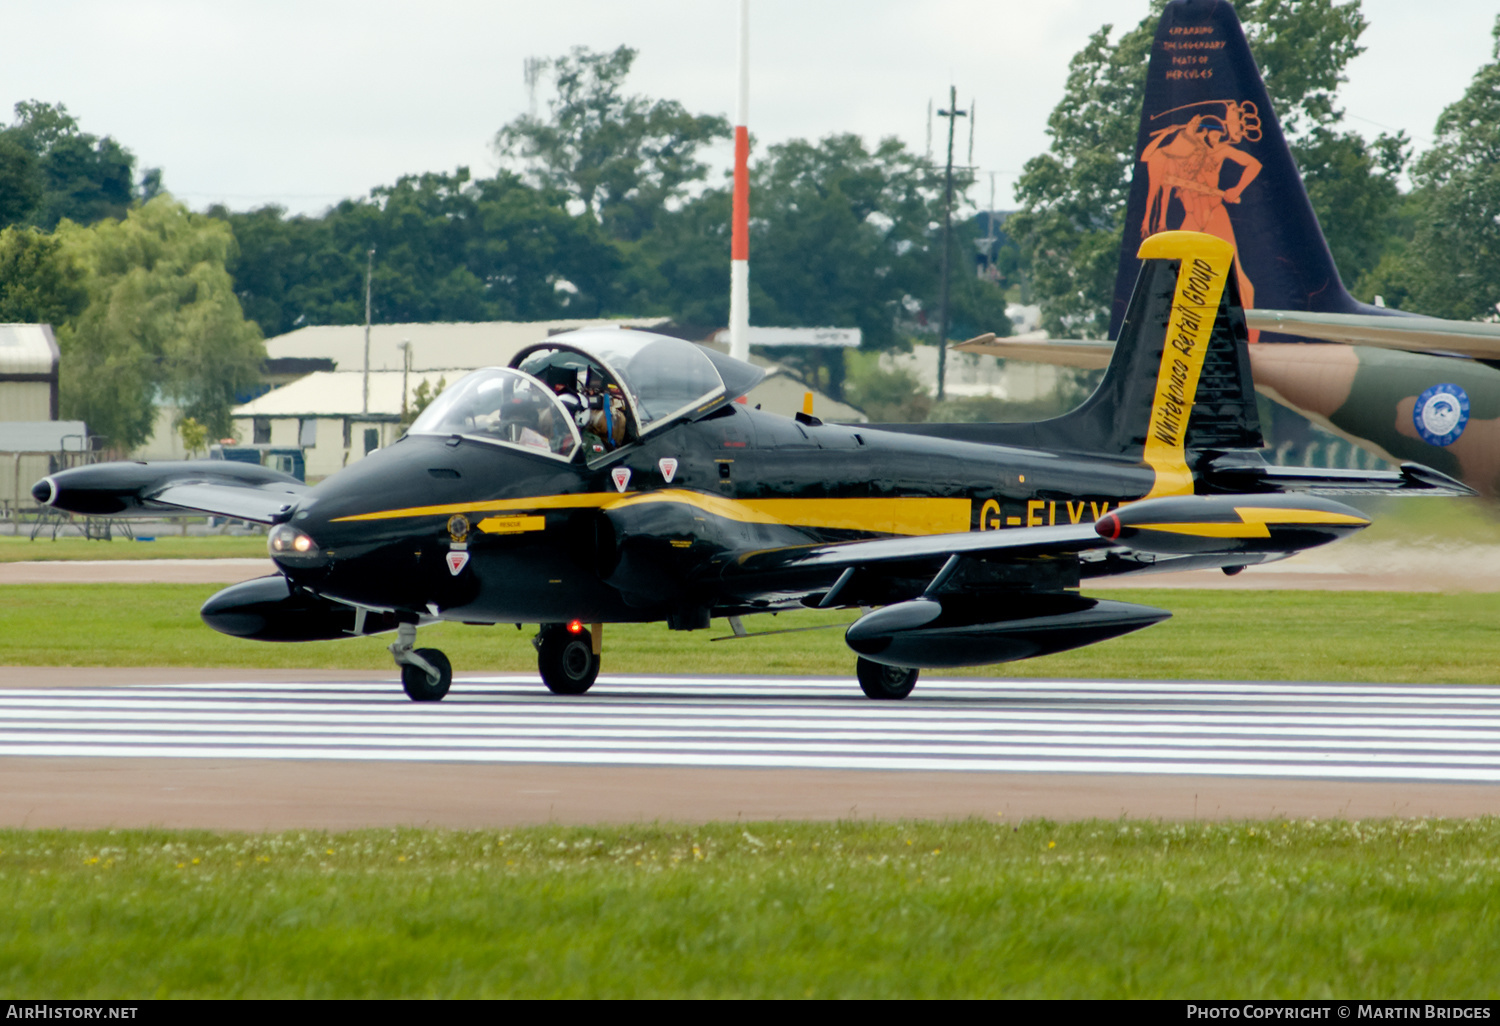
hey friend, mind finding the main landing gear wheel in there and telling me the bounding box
[536,625,600,695]
[401,648,452,702]
[856,658,919,700]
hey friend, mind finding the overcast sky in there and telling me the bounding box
[1,0,1494,216]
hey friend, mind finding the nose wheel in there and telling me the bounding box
[400,649,452,702]
[535,624,600,695]
[390,622,452,702]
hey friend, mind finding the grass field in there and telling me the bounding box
[5,522,1499,998]
[3,819,1498,998]
[0,533,267,562]
[2,583,1499,683]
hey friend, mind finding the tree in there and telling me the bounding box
[495,46,730,242]
[213,169,624,336]
[0,134,41,228]
[1357,18,1500,320]
[0,226,87,324]
[744,134,1010,397]
[177,416,209,457]
[1008,0,1399,336]
[56,196,265,449]
[4,101,143,229]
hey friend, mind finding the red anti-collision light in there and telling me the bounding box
[567,620,584,634]
[1096,512,1122,541]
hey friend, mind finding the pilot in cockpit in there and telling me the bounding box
[533,360,629,456]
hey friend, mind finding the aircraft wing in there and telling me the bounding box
[712,482,1461,602]
[34,460,308,524]
[1245,309,1500,360]
[957,315,1500,371]
[725,522,1106,578]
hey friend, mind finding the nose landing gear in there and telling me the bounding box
[535,622,601,695]
[391,622,452,702]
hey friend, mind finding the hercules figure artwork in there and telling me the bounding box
[1138,100,1263,319]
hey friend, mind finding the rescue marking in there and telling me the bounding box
[611,467,633,492]
[659,457,679,483]
[476,515,546,535]
[445,551,470,576]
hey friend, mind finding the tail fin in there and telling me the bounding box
[890,231,1263,464]
[1048,230,1262,473]
[1109,0,1379,340]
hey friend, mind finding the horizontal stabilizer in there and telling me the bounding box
[951,336,1112,370]
[1206,458,1476,498]
[1246,310,1500,360]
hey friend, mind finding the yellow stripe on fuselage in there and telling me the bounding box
[1137,231,1235,500]
[334,493,619,522]
[335,488,971,537]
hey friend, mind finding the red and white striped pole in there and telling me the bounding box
[729,0,751,363]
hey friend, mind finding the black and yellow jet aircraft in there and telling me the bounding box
[33,232,1467,702]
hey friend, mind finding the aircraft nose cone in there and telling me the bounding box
[31,477,55,505]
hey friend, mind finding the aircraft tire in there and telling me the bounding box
[401,648,452,702]
[856,658,918,700]
[538,627,600,695]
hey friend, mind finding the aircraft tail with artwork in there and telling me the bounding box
[1108,0,1385,339]
[958,0,1500,496]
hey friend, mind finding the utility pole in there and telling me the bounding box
[935,86,966,403]
[362,247,375,416]
[399,339,412,423]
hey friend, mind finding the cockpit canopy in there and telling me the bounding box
[513,329,766,439]
[406,329,766,462]
[407,368,581,461]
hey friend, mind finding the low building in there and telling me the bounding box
[0,325,68,512]
[263,318,674,377]
[231,370,447,481]
[0,324,59,422]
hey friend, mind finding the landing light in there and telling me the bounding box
[268,524,324,565]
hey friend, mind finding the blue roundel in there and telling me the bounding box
[1413,383,1470,446]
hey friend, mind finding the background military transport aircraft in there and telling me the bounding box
[33,232,1466,703]
[961,0,1500,498]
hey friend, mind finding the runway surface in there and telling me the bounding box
[3,673,1500,829]
[9,674,1500,783]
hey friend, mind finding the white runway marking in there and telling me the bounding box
[5,675,1500,782]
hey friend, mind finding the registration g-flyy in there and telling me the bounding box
[33,232,1467,702]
